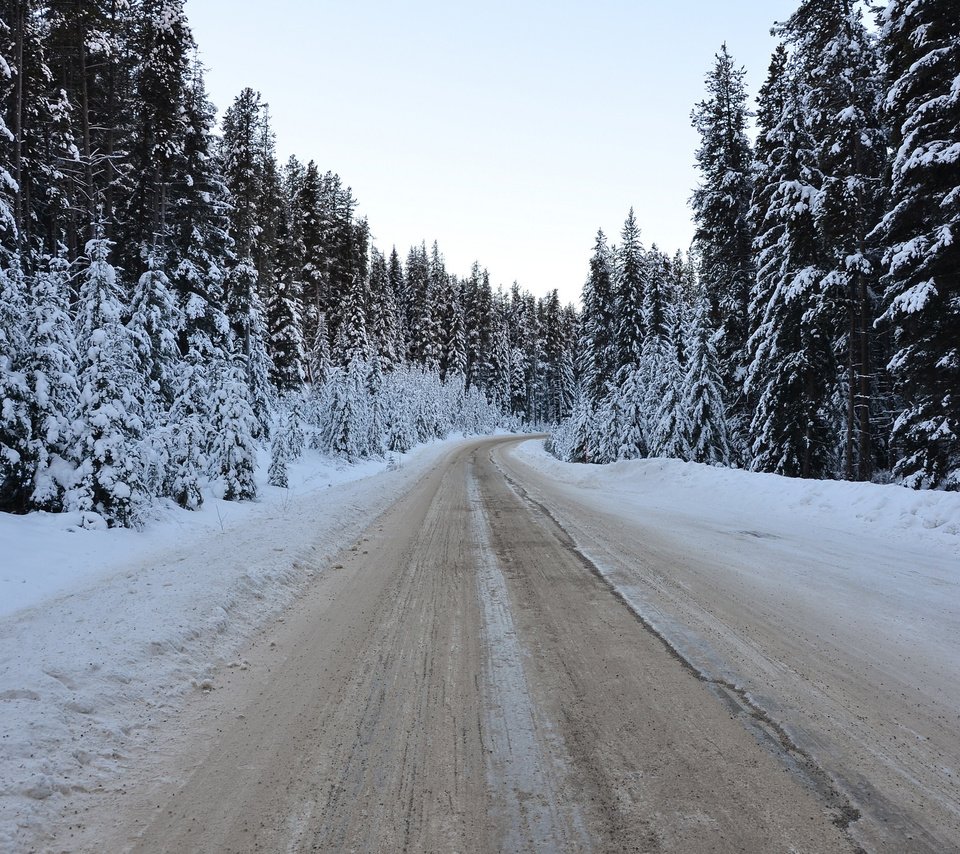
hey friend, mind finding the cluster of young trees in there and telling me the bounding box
[555,0,959,491]
[0,1,577,527]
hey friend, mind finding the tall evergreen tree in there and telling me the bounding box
[70,237,146,527]
[746,79,836,478]
[875,0,960,490]
[579,230,617,408]
[614,210,647,377]
[681,290,732,465]
[123,0,192,272]
[690,44,755,427]
[775,0,887,481]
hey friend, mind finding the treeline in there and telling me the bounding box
[0,1,577,526]
[554,0,959,491]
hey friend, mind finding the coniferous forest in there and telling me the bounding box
[552,0,959,493]
[0,0,579,527]
[1,0,958,531]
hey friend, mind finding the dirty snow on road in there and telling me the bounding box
[505,439,960,852]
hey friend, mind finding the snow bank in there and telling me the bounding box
[518,441,960,556]
[0,438,468,851]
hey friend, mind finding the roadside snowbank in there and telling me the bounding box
[520,441,960,556]
[0,437,471,851]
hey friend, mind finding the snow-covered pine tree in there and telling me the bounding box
[387,246,407,348]
[128,256,182,419]
[681,290,732,465]
[690,43,755,428]
[325,267,372,459]
[414,241,446,371]
[266,278,306,392]
[368,247,402,370]
[295,160,326,348]
[267,409,290,489]
[70,236,146,527]
[0,261,34,512]
[579,230,618,409]
[614,210,647,379]
[159,358,209,511]
[746,78,836,479]
[170,60,233,364]
[775,0,887,481]
[875,0,960,490]
[443,298,468,382]
[122,0,192,273]
[210,353,258,501]
[463,263,493,393]
[640,248,687,459]
[27,255,80,509]
[404,243,430,364]
[0,15,19,253]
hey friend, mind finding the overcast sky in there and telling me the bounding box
[186,1,799,304]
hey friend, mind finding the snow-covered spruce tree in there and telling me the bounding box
[0,261,34,512]
[579,230,618,410]
[387,246,407,347]
[440,294,468,384]
[267,410,290,489]
[169,61,233,364]
[368,247,402,370]
[209,353,258,502]
[325,270,372,460]
[464,264,496,396]
[641,248,688,459]
[597,211,650,459]
[875,0,960,490]
[0,30,33,512]
[294,160,326,349]
[128,256,182,420]
[27,256,80,510]
[614,209,647,378]
[122,0,192,273]
[266,278,305,392]
[403,243,429,362]
[222,88,275,436]
[690,43,755,430]
[746,78,836,479]
[383,368,417,453]
[366,352,386,457]
[414,241,446,372]
[775,0,887,481]
[681,290,732,465]
[157,359,209,511]
[70,237,146,527]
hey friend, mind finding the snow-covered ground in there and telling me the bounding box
[0,437,475,851]
[523,441,960,557]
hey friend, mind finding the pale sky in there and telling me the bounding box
[186,1,799,304]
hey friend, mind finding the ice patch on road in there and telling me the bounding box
[468,471,590,852]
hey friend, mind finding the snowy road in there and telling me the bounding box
[41,436,958,852]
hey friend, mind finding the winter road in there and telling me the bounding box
[63,437,956,852]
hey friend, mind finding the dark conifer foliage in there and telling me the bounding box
[876,0,960,490]
[690,44,755,434]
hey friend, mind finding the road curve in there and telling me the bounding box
[68,437,858,853]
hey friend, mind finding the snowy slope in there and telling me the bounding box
[524,441,960,556]
[0,438,471,851]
